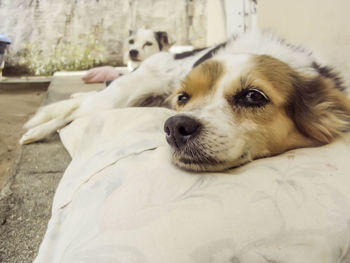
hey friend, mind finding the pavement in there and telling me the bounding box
[0,72,105,263]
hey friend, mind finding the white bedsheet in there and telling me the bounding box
[34,107,350,263]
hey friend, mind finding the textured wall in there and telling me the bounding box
[258,0,350,89]
[0,0,207,75]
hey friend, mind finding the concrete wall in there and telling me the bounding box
[258,0,350,88]
[206,0,257,46]
[0,0,207,75]
[206,0,226,45]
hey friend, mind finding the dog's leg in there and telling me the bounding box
[20,116,74,145]
[20,53,178,144]
[23,97,82,130]
[70,91,98,99]
[20,97,82,144]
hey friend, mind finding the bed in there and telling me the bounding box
[33,107,350,263]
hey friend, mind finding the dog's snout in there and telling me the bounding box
[129,49,139,58]
[164,115,201,148]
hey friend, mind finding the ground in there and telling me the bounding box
[0,84,51,263]
[0,88,45,189]
[0,81,72,263]
[0,75,103,263]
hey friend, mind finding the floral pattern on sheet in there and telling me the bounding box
[34,108,350,263]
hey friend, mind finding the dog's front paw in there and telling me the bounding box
[19,126,50,145]
[70,91,97,99]
[19,129,40,145]
[19,119,58,144]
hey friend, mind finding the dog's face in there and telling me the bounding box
[126,29,172,69]
[164,54,350,172]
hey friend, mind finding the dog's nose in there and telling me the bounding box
[129,49,139,58]
[164,115,201,148]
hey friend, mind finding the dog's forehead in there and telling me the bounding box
[133,29,156,41]
[178,54,296,109]
[214,54,254,86]
[180,54,253,96]
[216,54,254,71]
[219,54,296,106]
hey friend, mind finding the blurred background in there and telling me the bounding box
[0,0,349,81]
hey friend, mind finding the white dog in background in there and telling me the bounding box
[82,28,174,83]
[125,28,174,70]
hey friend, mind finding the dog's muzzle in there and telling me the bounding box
[129,49,139,60]
[164,115,201,148]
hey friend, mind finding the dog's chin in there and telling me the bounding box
[127,60,142,71]
[170,149,251,172]
[130,57,141,62]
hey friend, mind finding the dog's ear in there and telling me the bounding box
[154,31,175,51]
[289,72,350,144]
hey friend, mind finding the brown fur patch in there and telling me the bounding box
[223,55,330,155]
[175,60,223,110]
[288,76,350,143]
[223,55,297,122]
[247,55,296,107]
[247,55,350,145]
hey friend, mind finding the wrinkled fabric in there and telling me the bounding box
[34,107,350,263]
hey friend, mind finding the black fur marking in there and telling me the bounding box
[130,93,172,108]
[312,62,346,91]
[105,80,114,87]
[154,31,168,51]
[179,156,221,166]
[278,38,313,55]
[192,42,227,68]
[174,48,206,60]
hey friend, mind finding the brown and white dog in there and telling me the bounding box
[20,31,350,172]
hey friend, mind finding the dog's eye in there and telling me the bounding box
[234,88,269,107]
[177,92,190,106]
[129,39,134,44]
[145,41,153,46]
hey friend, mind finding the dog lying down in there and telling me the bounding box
[20,31,350,172]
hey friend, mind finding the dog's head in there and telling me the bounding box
[126,29,173,70]
[164,54,350,172]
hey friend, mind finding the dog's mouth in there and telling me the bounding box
[163,115,251,172]
[172,142,223,171]
[130,57,141,62]
[167,139,250,172]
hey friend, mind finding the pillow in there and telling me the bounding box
[34,107,350,263]
[82,66,121,83]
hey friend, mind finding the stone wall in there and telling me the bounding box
[0,0,207,75]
